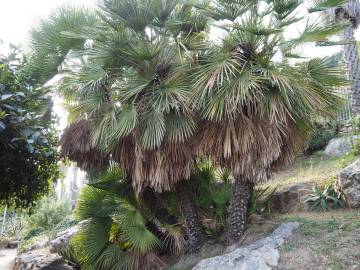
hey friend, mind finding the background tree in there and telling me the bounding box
[322,0,360,114]
[0,46,59,207]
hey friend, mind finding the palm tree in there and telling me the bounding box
[72,164,186,270]
[191,0,347,243]
[30,0,208,253]
[29,0,347,249]
[321,0,360,114]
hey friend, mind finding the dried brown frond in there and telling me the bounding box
[60,119,108,170]
[129,251,166,270]
[112,134,195,193]
[196,114,309,183]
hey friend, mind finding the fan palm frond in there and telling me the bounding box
[28,5,99,84]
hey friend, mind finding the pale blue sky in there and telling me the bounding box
[0,0,95,47]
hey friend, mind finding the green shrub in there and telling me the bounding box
[18,234,48,254]
[307,129,337,154]
[58,243,81,269]
[189,162,232,236]
[249,186,277,215]
[348,115,360,133]
[24,196,72,240]
[188,160,277,236]
[350,138,360,156]
[23,227,44,241]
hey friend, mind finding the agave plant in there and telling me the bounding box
[304,184,343,211]
[72,164,185,270]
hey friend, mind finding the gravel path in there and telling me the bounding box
[0,248,17,270]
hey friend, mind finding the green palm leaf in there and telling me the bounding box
[140,110,166,149]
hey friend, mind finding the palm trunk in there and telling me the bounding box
[227,178,252,243]
[141,187,177,225]
[176,182,205,253]
[342,25,360,115]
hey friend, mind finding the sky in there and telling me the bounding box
[0,0,95,48]
[0,0,96,130]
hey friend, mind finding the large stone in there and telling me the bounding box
[324,135,360,157]
[13,249,71,270]
[270,183,313,213]
[339,159,360,208]
[19,238,48,254]
[49,224,81,253]
[192,222,299,270]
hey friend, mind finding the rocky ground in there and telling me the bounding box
[0,248,17,270]
[173,209,360,270]
[193,222,300,270]
[3,146,360,270]
[174,147,360,270]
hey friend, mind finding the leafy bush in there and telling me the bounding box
[189,161,232,236]
[0,209,26,239]
[0,46,59,207]
[25,196,72,240]
[307,117,338,154]
[249,186,277,216]
[188,160,277,236]
[23,227,44,241]
[348,115,360,134]
[304,184,343,211]
[350,138,360,156]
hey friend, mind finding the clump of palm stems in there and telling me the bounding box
[29,0,348,250]
[185,159,277,237]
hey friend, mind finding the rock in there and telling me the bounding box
[339,159,360,208]
[49,224,80,253]
[19,239,48,254]
[13,249,72,270]
[270,183,313,213]
[193,222,299,270]
[324,135,360,157]
[174,242,226,270]
[6,240,20,248]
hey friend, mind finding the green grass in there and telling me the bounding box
[265,151,358,190]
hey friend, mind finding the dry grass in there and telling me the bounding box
[266,152,358,190]
[276,210,360,270]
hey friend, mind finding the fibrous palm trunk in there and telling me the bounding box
[141,187,178,225]
[227,178,252,243]
[176,182,206,253]
[342,25,360,115]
